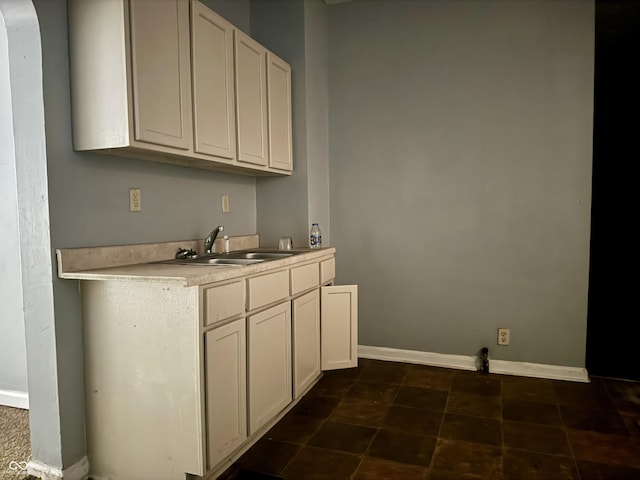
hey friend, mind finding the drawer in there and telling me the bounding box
[203,281,245,327]
[320,258,335,284]
[290,263,319,296]
[247,269,289,311]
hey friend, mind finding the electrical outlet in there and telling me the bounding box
[129,188,141,212]
[497,328,510,346]
[221,195,230,213]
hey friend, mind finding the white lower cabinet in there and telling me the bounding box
[292,289,321,398]
[76,251,356,479]
[247,301,292,434]
[205,318,247,469]
[321,285,359,370]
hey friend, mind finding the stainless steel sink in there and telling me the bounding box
[225,251,295,260]
[187,257,265,266]
[154,249,301,266]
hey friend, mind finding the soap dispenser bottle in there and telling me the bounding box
[309,223,322,249]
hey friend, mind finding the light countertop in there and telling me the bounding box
[56,238,335,287]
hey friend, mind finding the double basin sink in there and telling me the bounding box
[156,249,304,267]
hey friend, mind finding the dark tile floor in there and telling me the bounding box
[221,358,640,480]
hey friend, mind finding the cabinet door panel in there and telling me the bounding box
[321,285,358,370]
[267,53,292,171]
[235,31,268,166]
[191,1,236,159]
[130,0,192,149]
[248,302,292,434]
[205,318,247,469]
[293,290,321,398]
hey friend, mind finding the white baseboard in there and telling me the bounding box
[358,345,590,383]
[0,389,29,409]
[27,456,89,480]
[359,345,477,371]
[489,359,589,382]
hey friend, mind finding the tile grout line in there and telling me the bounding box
[426,375,451,475]
[555,380,584,480]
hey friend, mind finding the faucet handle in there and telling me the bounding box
[176,248,198,259]
[204,225,224,253]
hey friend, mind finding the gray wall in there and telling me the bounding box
[203,0,251,34]
[253,0,310,249]
[18,0,595,472]
[303,0,331,247]
[32,0,256,469]
[253,0,331,249]
[328,0,594,367]
[0,5,28,403]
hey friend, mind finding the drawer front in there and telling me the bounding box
[247,269,289,311]
[290,263,319,296]
[204,281,245,327]
[320,258,336,285]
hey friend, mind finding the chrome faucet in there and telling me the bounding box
[204,225,224,254]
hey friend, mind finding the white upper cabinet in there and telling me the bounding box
[191,1,236,160]
[235,30,269,167]
[235,33,294,172]
[67,0,292,175]
[129,0,192,150]
[68,0,192,152]
[267,53,293,171]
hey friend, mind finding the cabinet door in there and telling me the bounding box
[191,1,236,160]
[292,290,321,398]
[248,302,292,434]
[321,285,358,370]
[129,0,192,149]
[205,318,247,469]
[235,30,268,166]
[267,53,292,171]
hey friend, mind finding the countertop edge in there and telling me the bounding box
[58,246,337,287]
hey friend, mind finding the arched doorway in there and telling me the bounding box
[0,1,29,411]
[0,1,87,477]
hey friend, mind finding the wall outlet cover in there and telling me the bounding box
[129,188,141,212]
[497,328,510,346]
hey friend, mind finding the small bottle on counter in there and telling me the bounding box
[309,223,322,249]
[223,235,230,253]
